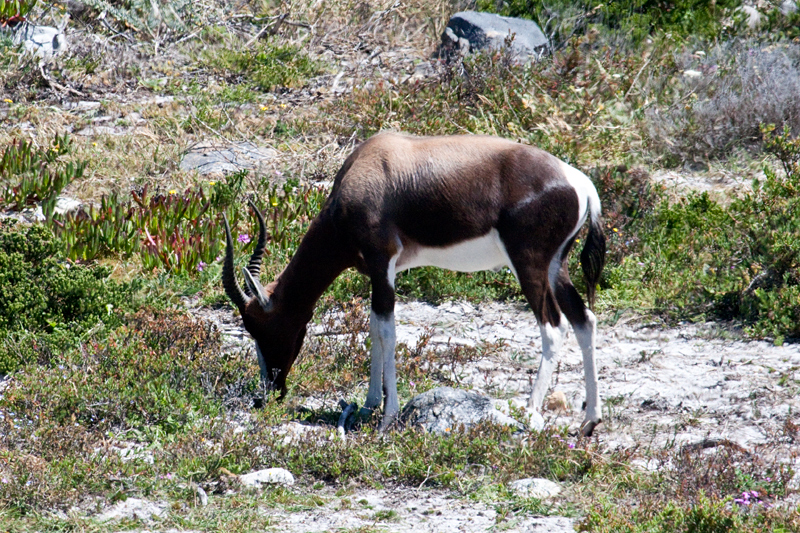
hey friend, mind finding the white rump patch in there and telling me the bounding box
[394,229,516,277]
[558,160,601,226]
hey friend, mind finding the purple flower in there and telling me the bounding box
[237,233,251,244]
[197,261,207,272]
[568,443,575,449]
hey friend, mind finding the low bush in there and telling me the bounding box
[603,125,800,340]
[646,42,800,165]
[205,39,324,92]
[326,40,642,164]
[74,0,198,36]
[476,0,744,47]
[0,221,134,374]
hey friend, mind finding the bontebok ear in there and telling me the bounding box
[243,266,273,312]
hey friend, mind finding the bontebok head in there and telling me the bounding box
[222,201,306,397]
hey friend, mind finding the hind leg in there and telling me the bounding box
[502,254,564,426]
[554,266,601,436]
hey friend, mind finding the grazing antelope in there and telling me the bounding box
[223,132,606,436]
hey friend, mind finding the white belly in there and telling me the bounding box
[395,229,513,274]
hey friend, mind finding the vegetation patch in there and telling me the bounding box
[325,43,642,165]
[0,222,134,374]
[603,125,800,340]
[206,39,324,92]
[646,42,800,164]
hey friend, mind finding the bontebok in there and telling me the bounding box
[223,132,606,435]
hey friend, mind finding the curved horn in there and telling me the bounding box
[245,199,269,281]
[222,214,250,313]
[242,266,273,313]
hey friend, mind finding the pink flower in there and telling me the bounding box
[237,233,251,244]
[197,261,207,272]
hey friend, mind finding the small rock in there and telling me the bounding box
[64,101,101,112]
[76,125,122,136]
[737,5,763,29]
[509,478,562,499]
[400,386,525,434]
[780,0,797,15]
[275,421,327,445]
[193,483,209,506]
[96,498,167,522]
[240,467,295,488]
[441,11,549,62]
[54,196,82,216]
[641,397,669,411]
[545,391,571,414]
[682,69,703,79]
[10,21,68,60]
[403,61,438,84]
[180,142,277,177]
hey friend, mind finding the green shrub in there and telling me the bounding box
[0,222,133,373]
[75,0,197,35]
[325,42,640,165]
[476,0,744,46]
[0,308,258,512]
[206,39,324,91]
[602,125,800,339]
[0,133,86,219]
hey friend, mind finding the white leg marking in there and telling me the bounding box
[528,322,563,413]
[381,313,399,423]
[573,309,601,424]
[558,313,569,340]
[365,310,388,409]
[367,311,398,424]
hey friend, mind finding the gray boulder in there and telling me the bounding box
[240,467,295,488]
[509,477,562,499]
[441,11,549,61]
[400,386,524,434]
[10,21,68,61]
[96,497,167,523]
[180,142,276,177]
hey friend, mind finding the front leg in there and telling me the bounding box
[365,310,387,409]
[372,311,398,430]
[366,257,400,430]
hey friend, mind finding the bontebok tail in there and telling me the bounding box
[579,191,606,310]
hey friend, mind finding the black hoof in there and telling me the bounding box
[580,418,602,437]
[378,413,400,432]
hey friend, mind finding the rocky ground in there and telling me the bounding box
[177,298,800,532]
